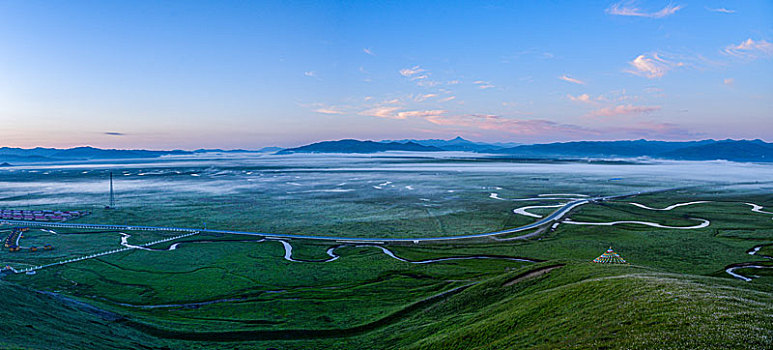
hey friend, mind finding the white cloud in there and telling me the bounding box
[473,81,495,89]
[587,104,660,117]
[399,66,425,77]
[414,94,437,102]
[420,114,589,136]
[438,96,457,102]
[363,48,375,56]
[626,53,682,78]
[359,106,401,118]
[314,107,343,115]
[558,75,585,85]
[723,38,773,59]
[706,7,734,14]
[416,80,441,87]
[394,110,447,120]
[567,94,594,104]
[606,1,684,18]
[304,71,316,77]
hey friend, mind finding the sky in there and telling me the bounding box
[0,0,771,149]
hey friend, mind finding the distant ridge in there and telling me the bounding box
[496,140,714,158]
[0,146,281,163]
[660,139,772,162]
[381,136,512,152]
[2,139,770,163]
[496,139,773,162]
[277,139,443,154]
[0,146,190,163]
[278,138,773,162]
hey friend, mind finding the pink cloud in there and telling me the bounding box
[626,53,682,78]
[413,94,437,102]
[723,38,773,59]
[587,104,660,117]
[395,110,447,120]
[314,107,344,115]
[473,81,495,89]
[422,114,592,136]
[399,66,425,77]
[567,93,594,104]
[359,106,401,118]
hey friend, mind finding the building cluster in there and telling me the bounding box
[3,227,54,253]
[1,209,89,222]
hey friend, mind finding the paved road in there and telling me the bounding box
[0,190,665,243]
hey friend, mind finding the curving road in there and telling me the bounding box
[629,201,711,211]
[0,199,589,243]
[563,218,711,229]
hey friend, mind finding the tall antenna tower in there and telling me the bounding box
[106,171,116,209]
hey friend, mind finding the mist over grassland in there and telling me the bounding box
[1,152,771,237]
[1,152,772,349]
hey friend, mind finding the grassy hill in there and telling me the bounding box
[2,262,770,349]
[1,186,771,349]
[387,263,773,350]
[0,279,164,350]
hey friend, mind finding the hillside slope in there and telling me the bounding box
[2,262,771,349]
[371,263,773,350]
[0,279,164,349]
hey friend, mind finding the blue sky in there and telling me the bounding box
[0,0,771,149]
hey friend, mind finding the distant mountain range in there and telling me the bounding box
[0,146,190,164]
[2,138,771,164]
[497,139,773,162]
[278,138,773,162]
[380,136,517,152]
[277,139,442,154]
[0,146,280,164]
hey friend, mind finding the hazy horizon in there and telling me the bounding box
[2,135,773,152]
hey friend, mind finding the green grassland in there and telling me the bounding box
[6,237,529,333]
[387,198,773,279]
[1,158,772,349]
[0,279,164,349]
[0,228,190,270]
[0,160,739,239]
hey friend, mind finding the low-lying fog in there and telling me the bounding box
[1,152,772,208]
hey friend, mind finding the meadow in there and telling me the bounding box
[1,153,772,349]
